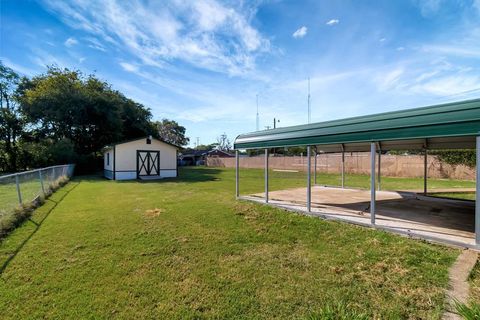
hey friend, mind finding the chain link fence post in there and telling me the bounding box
[39,169,45,196]
[15,174,22,206]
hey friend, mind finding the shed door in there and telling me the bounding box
[137,150,160,177]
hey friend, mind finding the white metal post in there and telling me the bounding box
[370,142,376,225]
[307,146,311,212]
[377,150,381,191]
[424,149,428,195]
[476,136,480,246]
[235,150,239,198]
[314,147,317,185]
[15,174,22,205]
[265,149,269,203]
[341,150,345,188]
[39,170,45,196]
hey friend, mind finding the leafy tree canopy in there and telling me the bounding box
[0,64,187,173]
[0,62,24,172]
[155,119,189,147]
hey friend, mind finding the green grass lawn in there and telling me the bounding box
[0,178,43,217]
[429,192,476,201]
[0,167,461,319]
[0,172,69,217]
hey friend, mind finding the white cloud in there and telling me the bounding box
[29,49,71,69]
[119,62,139,73]
[86,37,106,52]
[326,19,339,26]
[41,0,270,76]
[414,0,443,17]
[292,26,307,38]
[0,57,39,76]
[64,37,78,47]
[422,44,480,57]
[410,75,480,96]
[376,67,405,91]
[396,46,405,51]
[474,0,480,13]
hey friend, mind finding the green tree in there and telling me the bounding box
[17,67,155,171]
[431,150,476,168]
[155,119,189,147]
[0,62,23,172]
[196,143,217,151]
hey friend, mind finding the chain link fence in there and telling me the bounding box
[0,164,75,218]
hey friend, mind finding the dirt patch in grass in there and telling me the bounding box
[144,208,163,217]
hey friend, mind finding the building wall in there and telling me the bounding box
[114,139,177,179]
[207,153,476,180]
[104,148,114,179]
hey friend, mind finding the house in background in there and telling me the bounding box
[180,149,234,166]
[206,149,234,158]
[104,137,178,180]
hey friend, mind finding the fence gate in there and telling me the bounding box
[137,150,160,178]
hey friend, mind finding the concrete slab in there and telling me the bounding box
[243,186,477,249]
[139,175,163,180]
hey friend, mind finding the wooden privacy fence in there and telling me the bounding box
[207,153,476,180]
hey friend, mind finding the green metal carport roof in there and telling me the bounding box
[234,98,480,151]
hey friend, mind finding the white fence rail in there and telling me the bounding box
[0,164,75,218]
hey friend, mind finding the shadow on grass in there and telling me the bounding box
[0,182,80,276]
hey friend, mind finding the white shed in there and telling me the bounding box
[103,137,178,180]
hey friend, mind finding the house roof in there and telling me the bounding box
[180,149,234,158]
[234,98,480,151]
[180,150,208,157]
[207,149,234,157]
[104,136,180,150]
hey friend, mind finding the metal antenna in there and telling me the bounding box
[256,94,259,131]
[307,77,311,124]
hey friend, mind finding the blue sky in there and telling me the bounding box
[1,0,480,147]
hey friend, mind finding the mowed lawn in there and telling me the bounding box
[0,167,461,319]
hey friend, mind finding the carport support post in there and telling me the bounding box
[314,147,317,185]
[265,149,269,203]
[424,149,428,195]
[341,146,345,188]
[370,142,376,225]
[377,149,381,191]
[307,146,311,212]
[235,150,239,198]
[476,136,480,246]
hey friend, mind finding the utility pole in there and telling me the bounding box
[256,94,259,131]
[265,126,271,130]
[273,118,280,129]
[307,77,311,124]
[196,137,200,149]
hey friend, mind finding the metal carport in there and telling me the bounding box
[233,98,480,248]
